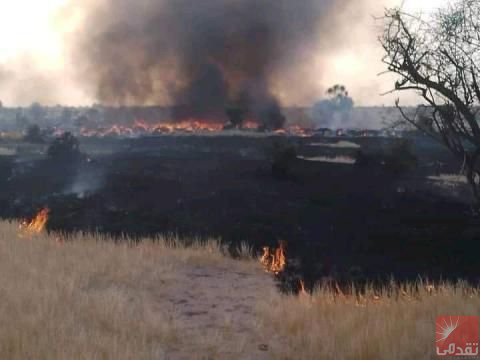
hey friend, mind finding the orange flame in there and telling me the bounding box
[19,208,50,236]
[260,241,286,274]
[274,125,311,137]
[78,118,313,137]
[80,119,230,137]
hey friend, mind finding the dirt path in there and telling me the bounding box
[139,262,278,359]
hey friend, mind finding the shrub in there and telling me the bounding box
[24,124,44,144]
[384,139,418,174]
[355,139,417,174]
[225,107,245,129]
[355,150,379,169]
[47,132,82,162]
[267,140,298,178]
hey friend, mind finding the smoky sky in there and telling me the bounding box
[73,0,356,123]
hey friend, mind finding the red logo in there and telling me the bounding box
[436,316,479,357]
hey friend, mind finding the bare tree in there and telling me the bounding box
[47,132,81,162]
[380,0,480,204]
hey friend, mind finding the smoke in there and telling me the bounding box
[69,0,358,127]
[0,0,438,109]
[65,164,105,199]
[0,60,61,106]
[0,55,92,107]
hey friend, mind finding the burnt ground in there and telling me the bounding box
[1,134,480,291]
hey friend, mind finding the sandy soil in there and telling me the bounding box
[142,263,278,359]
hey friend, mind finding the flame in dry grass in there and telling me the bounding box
[80,119,244,137]
[294,280,480,307]
[78,118,313,137]
[260,241,286,275]
[18,208,66,245]
[19,208,50,236]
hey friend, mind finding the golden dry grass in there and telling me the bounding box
[308,141,361,149]
[427,173,468,184]
[1,220,479,359]
[256,282,480,360]
[297,155,356,164]
[0,147,16,156]
[0,221,274,359]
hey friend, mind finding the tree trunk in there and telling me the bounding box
[465,162,480,211]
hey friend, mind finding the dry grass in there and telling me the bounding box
[297,155,356,164]
[427,173,468,184]
[308,141,361,149]
[0,147,16,156]
[257,282,480,360]
[0,221,273,360]
[2,220,479,359]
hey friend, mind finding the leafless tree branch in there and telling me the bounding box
[380,1,480,204]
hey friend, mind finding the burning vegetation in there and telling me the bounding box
[19,208,50,236]
[75,118,312,138]
[78,118,258,137]
[260,241,287,275]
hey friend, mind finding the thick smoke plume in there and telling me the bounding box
[73,0,354,128]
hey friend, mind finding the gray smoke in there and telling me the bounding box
[72,0,355,128]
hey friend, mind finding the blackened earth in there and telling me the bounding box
[1,134,479,292]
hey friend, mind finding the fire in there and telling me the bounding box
[19,208,50,236]
[242,120,260,130]
[286,124,311,137]
[273,125,311,137]
[260,241,287,274]
[77,118,313,137]
[136,118,225,133]
[80,119,229,137]
[273,129,287,135]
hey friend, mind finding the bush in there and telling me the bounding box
[24,125,44,144]
[267,140,298,178]
[355,150,379,169]
[355,140,417,174]
[225,107,245,129]
[47,132,81,162]
[384,139,417,174]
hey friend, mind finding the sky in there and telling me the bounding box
[0,0,449,107]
